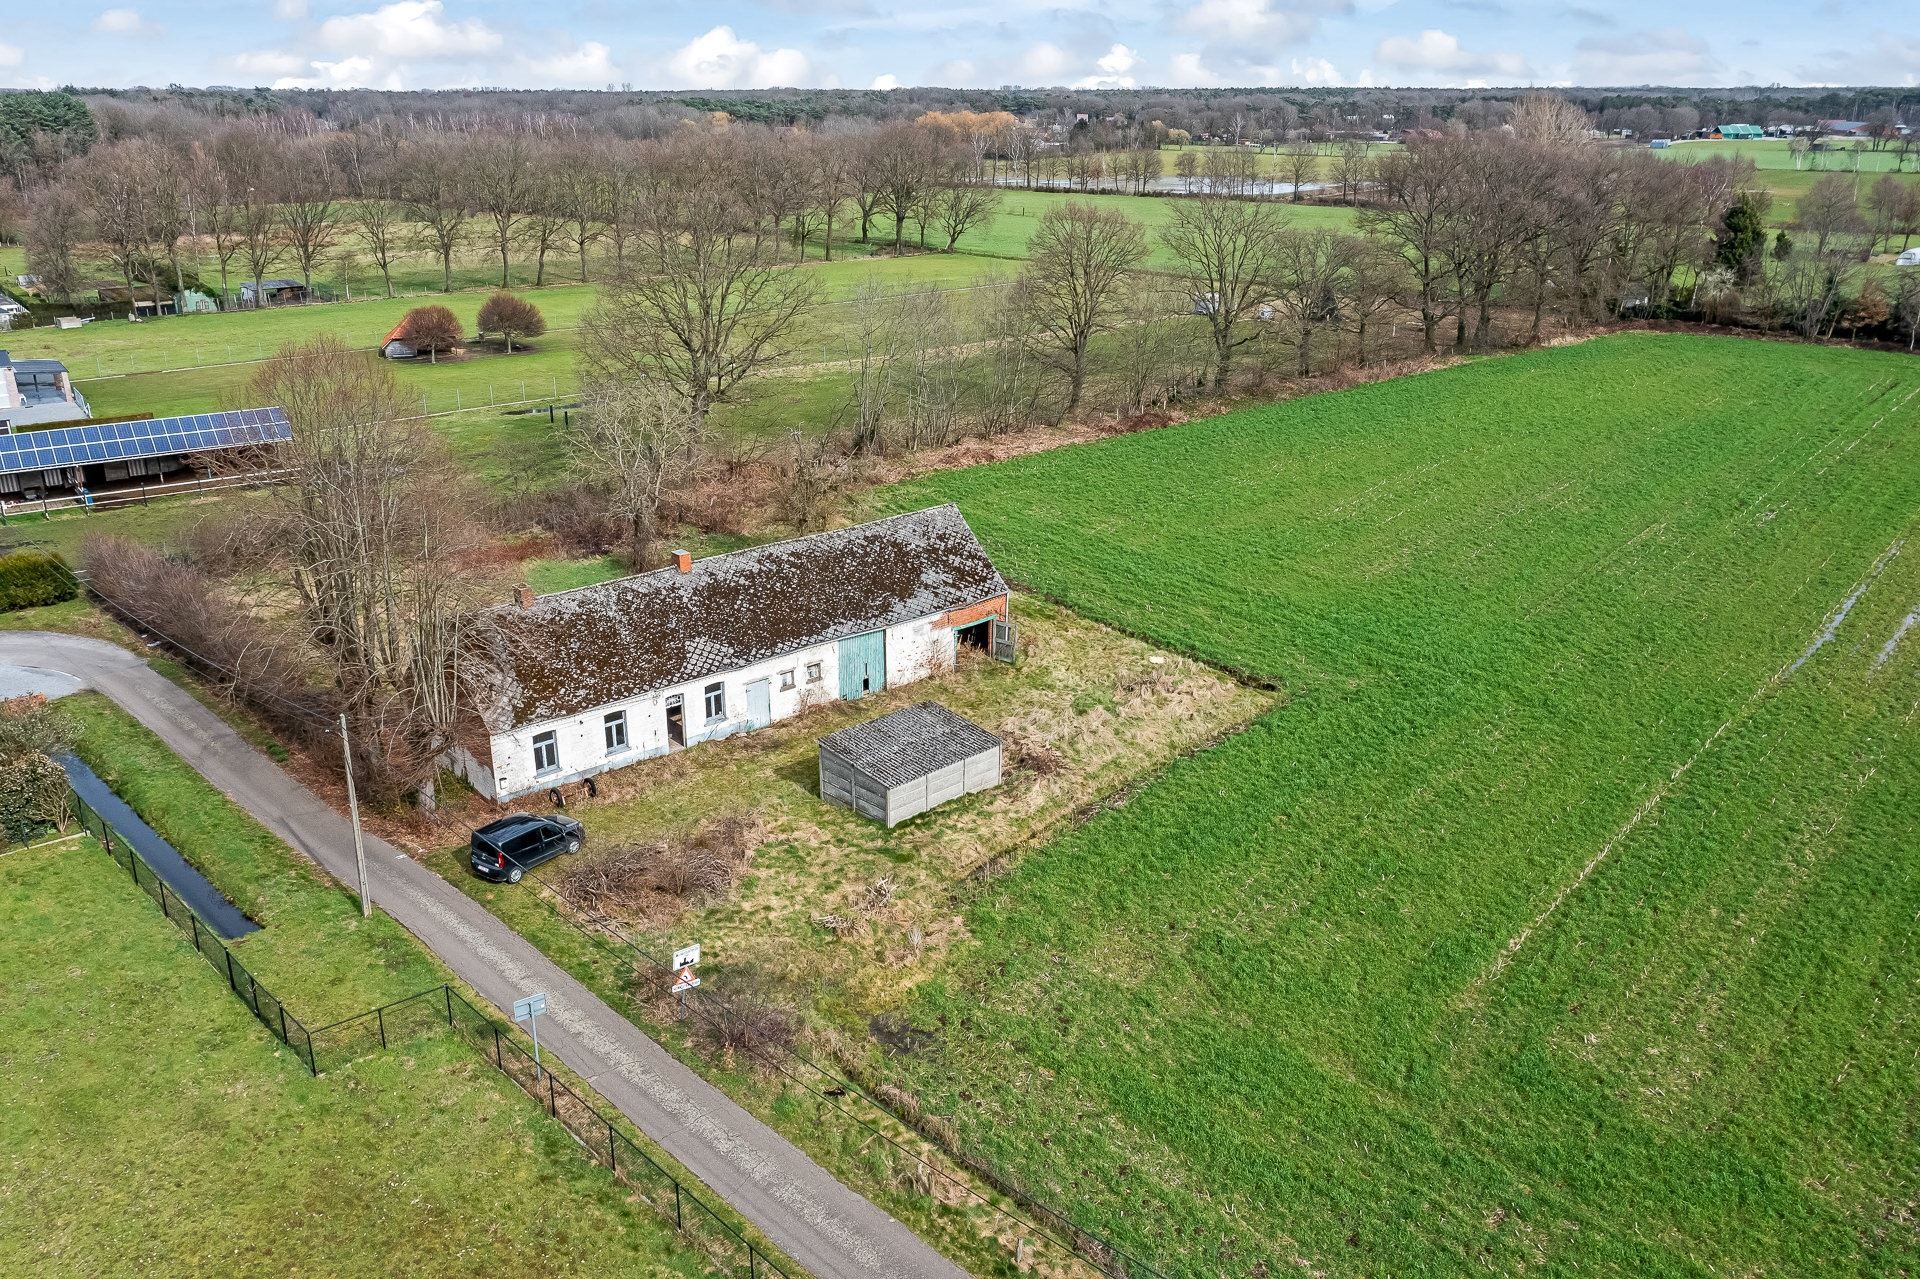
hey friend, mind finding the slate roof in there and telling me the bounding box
[473,504,1007,730]
[819,702,1001,788]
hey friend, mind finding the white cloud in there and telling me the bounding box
[524,41,619,87]
[870,72,899,90]
[272,0,307,17]
[1178,0,1344,44]
[1020,41,1070,82]
[931,58,978,85]
[0,43,22,68]
[1074,42,1139,88]
[664,26,812,88]
[1375,28,1531,81]
[231,48,310,78]
[92,8,147,33]
[1571,27,1719,84]
[1289,56,1343,85]
[315,0,502,61]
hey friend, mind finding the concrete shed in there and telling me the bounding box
[818,702,1001,827]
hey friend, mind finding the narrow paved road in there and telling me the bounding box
[6,632,967,1279]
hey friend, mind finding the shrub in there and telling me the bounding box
[398,304,462,362]
[0,549,77,613]
[476,291,546,352]
[0,695,72,844]
[82,534,333,742]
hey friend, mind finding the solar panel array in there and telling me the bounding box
[0,407,291,475]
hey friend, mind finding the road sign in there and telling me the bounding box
[671,943,701,970]
[671,966,701,994]
[512,992,548,1078]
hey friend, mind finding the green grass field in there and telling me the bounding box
[1656,139,1920,225]
[962,187,1358,265]
[0,696,705,1278]
[880,333,1920,1277]
[2,253,1016,421]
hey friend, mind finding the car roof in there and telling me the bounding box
[475,814,552,837]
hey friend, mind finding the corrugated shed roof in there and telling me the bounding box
[473,504,1008,730]
[819,701,1001,788]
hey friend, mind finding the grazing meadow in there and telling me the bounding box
[881,333,1920,1277]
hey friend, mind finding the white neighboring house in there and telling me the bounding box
[0,351,91,430]
[455,504,1011,802]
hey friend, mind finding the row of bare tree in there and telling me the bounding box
[20,112,1010,310]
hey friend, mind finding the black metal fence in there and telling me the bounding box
[70,788,317,1072]
[73,784,802,1278]
[307,982,799,1279]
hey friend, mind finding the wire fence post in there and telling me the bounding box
[607,1121,617,1174]
[376,1006,386,1049]
[674,1182,682,1230]
[443,983,453,1026]
[546,1070,557,1117]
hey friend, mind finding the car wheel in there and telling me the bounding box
[507,866,523,884]
[565,837,582,854]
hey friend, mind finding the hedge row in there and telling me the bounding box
[0,550,77,612]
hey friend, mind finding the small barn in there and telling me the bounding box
[818,701,1001,828]
[379,318,416,359]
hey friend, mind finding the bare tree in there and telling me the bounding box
[210,122,284,310]
[24,181,85,303]
[1020,201,1148,415]
[1278,140,1317,202]
[1342,238,1408,366]
[571,379,703,569]
[469,127,534,286]
[278,134,343,293]
[1268,229,1351,376]
[333,126,410,300]
[1360,138,1463,352]
[580,134,817,431]
[1161,196,1286,387]
[553,133,609,281]
[477,291,545,351]
[1509,94,1592,147]
[931,177,998,253]
[1797,172,1862,258]
[249,337,480,807]
[810,133,858,261]
[402,131,471,293]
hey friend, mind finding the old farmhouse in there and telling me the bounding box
[457,505,1010,801]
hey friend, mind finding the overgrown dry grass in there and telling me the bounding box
[424,592,1272,1020]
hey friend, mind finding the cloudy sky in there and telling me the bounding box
[4,1,1915,93]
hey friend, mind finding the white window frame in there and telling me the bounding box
[703,681,726,722]
[603,709,629,754]
[805,661,823,684]
[779,669,796,691]
[531,729,560,776]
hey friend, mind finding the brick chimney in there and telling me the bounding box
[512,583,535,609]
[672,549,692,574]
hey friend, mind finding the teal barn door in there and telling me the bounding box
[838,630,886,700]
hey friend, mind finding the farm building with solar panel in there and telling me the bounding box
[0,407,292,503]
[456,505,1011,801]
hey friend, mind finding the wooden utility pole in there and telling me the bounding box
[339,713,371,918]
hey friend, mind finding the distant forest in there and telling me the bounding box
[48,81,1920,144]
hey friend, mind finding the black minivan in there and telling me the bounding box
[470,813,585,883]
